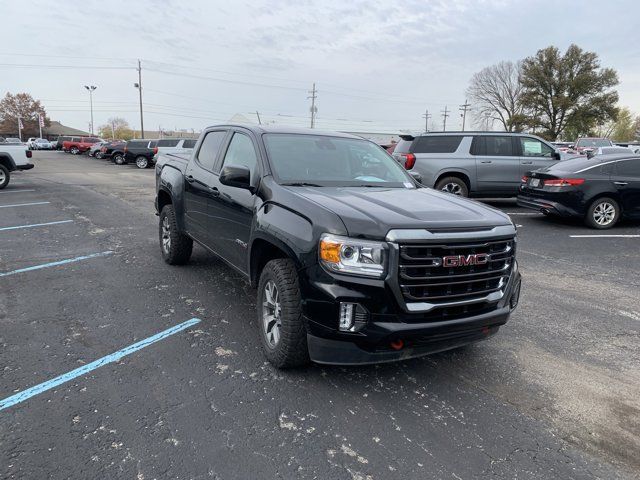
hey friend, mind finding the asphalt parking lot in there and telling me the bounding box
[1,151,639,479]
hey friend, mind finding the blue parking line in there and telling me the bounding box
[0,220,73,232]
[0,201,50,208]
[0,251,113,277]
[0,318,202,412]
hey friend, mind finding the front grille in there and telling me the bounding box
[398,238,515,307]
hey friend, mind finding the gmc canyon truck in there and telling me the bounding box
[155,125,522,368]
[0,142,34,189]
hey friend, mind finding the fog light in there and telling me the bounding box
[338,302,369,332]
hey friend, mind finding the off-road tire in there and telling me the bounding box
[0,165,10,190]
[159,205,193,264]
[435,176,469,197]
[257,258,309,368]
[585,197,620,229]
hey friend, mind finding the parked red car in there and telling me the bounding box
[62,136,102,154]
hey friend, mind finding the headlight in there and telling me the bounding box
[319,233,386,278]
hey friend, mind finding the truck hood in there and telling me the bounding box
[290,186,512,239]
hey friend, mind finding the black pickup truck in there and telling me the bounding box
[155,125,521,368]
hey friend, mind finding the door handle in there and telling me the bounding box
[614,181,628,186]
[522,161,533,165]
[208,186,220,197]
[480,160,492,164]
[185,175,195,183]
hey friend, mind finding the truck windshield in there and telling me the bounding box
[263,134,413,187]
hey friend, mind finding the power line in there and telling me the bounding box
[441,106,450,131]
[459,100,471,131]
[308,83,317,128]
[422,109,431,132]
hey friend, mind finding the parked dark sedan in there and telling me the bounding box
[518,154,640,228]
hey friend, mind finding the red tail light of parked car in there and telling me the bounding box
[543,178,585,187]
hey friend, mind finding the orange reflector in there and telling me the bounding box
[390,339,404,350]
[319,239,341,263]
[482,327,490,335]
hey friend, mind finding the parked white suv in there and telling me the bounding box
[0,142,34,189]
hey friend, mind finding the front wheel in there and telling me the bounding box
[435,176,469,197]
[159,205,193,264]
[585,197,620,229]
[0,165,10,190]
[113,153,125,165]
[257,258,309,368]
[70,146,80,155]
[135,156,149,169]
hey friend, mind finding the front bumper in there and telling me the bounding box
[17,163,34,171]
[303,254,522,365]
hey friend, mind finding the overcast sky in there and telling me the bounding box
[1,0,638,135]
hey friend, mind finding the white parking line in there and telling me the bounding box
[0,201,50,209]
[569,235,640,238]
[0,189,36,194]
[0,220,73,232]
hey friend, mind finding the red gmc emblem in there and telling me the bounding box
[442,253,489,267]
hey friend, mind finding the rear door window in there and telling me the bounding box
[615,159,640,177]
[484,136,516,156]
[157,139,179,147]
[196,131,227,171]
[411,136,463,153]
[392,139,413,155]
[183,139,197,148]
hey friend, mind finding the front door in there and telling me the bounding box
[207,131,260,272]
[474,136,521,194]
[519,136,558,177]
[612,159,640,218]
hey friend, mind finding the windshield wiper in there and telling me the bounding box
[281,182,323,187]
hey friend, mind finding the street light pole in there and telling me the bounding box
[84,85,97,134]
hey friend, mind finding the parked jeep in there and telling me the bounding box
[0,142,34,189]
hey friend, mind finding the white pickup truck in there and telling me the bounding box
[0,142,34,189]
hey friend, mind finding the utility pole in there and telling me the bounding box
[441,106,450,131]
[17,116,22,141]
[255,111,262,125]
[111,120,115,139]
[134,59,145,139]
[308,83,317,128]
[84,85,97,134]
[459,100,471,131]
[422,109,431,132]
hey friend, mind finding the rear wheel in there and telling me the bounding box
[435,176,469,197]
[0,165,10,190]
[113,153,125,165]
[135,156,149,169]
[585,197,620,229]
[257,258,309,368]
[159,205,193,264]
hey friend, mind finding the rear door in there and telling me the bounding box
[473,136,521,194]
[612,159,640,218]
[518,136,558,175]
[183,130,228,243]
[206,130,260,271]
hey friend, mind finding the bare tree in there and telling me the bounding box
[466,61,526,131]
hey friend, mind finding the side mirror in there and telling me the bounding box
[219,165,254,192]
[552,151,561,160]
[409,171,423,184]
